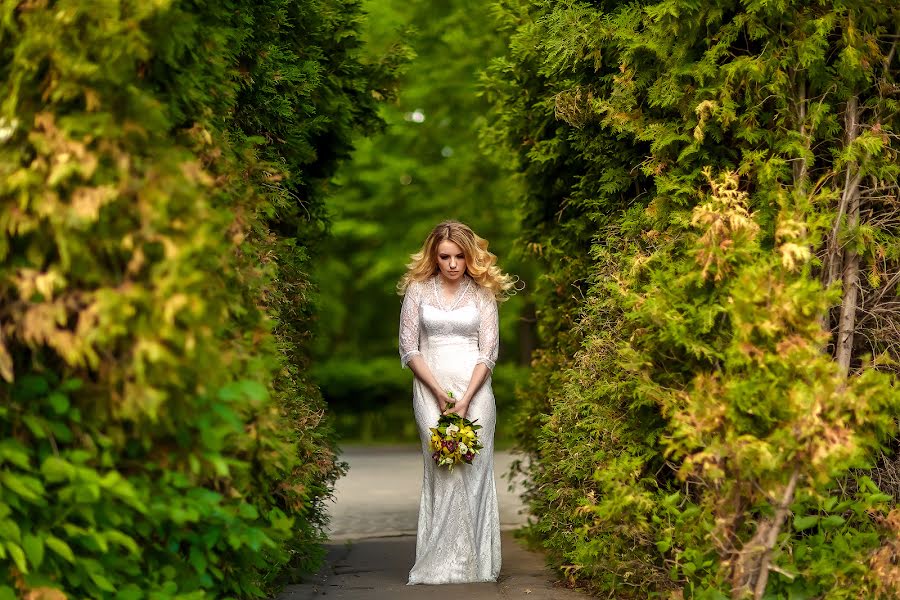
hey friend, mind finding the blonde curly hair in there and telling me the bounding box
[398,221,515,301]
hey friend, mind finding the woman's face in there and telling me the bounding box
[436,239,466,282]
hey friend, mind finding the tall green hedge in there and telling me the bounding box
[485,0,900,597]
[0,1,379,597]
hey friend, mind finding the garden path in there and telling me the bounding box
[277,445,591,599]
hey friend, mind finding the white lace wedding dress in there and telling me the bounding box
[399,274,501,584]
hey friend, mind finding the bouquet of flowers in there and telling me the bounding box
[429,392,483,471]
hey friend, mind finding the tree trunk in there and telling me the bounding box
[752,469,800,600]
[731,468,800,600]
[792,75,808,194]
[518,301,538,365]
[835,95,862,376]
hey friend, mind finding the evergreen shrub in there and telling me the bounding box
[485,0,900,597]
[0,0,379,597]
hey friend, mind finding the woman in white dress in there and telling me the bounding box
[398,221,514,585]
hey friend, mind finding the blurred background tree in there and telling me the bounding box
[313,0,537,444]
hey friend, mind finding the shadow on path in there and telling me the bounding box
[278,532,587,600]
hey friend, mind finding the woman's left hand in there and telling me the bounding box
[443,398,470,419]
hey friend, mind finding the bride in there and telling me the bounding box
[398,220,514,585]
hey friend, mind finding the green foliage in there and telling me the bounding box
[0,0,380,597]
[313,357,527,446]
[1,374,290,598]
[485,0,900,597]
[313,0,537,435]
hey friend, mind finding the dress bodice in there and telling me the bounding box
[399,275,499,371]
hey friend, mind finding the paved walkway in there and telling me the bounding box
[326,445,529,540]
[277,445,590,600]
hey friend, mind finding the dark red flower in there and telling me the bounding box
[444,440,457,453]
[464,452,475,462]
[432,451,440,462]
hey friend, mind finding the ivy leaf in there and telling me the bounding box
[116,585,142,600]
[793,515,819,531]
[7,543,27,574]
[22,415,47,439]
[820,515,846,529]
[105,530,140,556]
[41,456,75,482]
[45,536,75,563]
[47,392,70,414]
[189,547,208,572]
[0,472,44,503]
[238,503,259,520]
[89,572,116,592]
[238,380,268,403]
[0,441,30,469]
[47,421,73,443]
[22,534,44,569]
[59,378,83,392]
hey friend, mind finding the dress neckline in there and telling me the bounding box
[433,274,471,312]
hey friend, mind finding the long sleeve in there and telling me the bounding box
[399,281,423,368]
[475,287,499,370]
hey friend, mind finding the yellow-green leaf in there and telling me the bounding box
[6,542,27,573]
[45,536,75,563]
[23,534,43,569]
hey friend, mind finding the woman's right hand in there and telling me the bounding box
[433,387,451,413]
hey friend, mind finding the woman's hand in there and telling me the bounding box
[433,387,452,413]
[443,397,470,419]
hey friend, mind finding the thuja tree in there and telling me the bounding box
[221,0,381,574]
[0,0,378,598]
[485,0,900,597]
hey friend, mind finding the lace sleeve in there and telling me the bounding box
[476,286,499,370]
[399,281,423,368]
